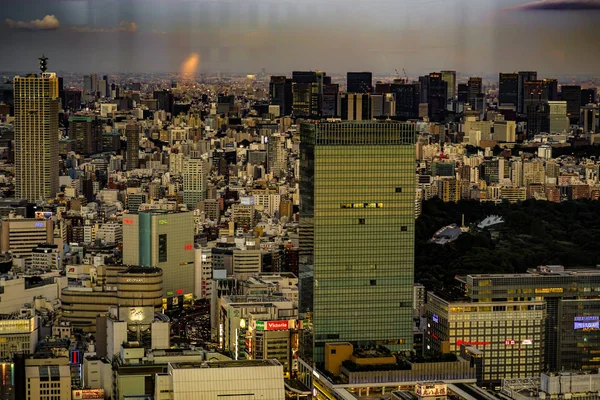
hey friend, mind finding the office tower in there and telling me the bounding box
[24,356,71,400]
[267,134,287,178]
[153,89,174,114]
[69,115,103,155]
[498,73,519,107]
[580,104,599,133]
[299,121,416,363]
[523,80,549,116]
[423,73,447,121]
[126,123,140,171]
[581,88,597,105]
[457,83,469,103]
[347,72,373,93]
[392,83,420,119]
[527,102,550,136]
[14,61,60,202]
[98,75,109,98]
[545,79,559,101]
[339,93,371,120]
[292,71,326,118]
[494,121,516,142]
[441,70,456,101]
[183,157,208,209]
[123,210,195,296]
[467,77,483,105]
[548,101,569,133]
[561,85,582,124]
[83,73,98,94]
[321,83,339,117]
[268,76,293,116]
[518,71,537,114]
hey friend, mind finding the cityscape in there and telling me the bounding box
[1,1,600,400]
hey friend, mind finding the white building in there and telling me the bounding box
[0,315,39,359]
[25,356,71,400]
[0,274,66,314]
[155,359,285,400]
[183,157,208,209]
[96,223,123,244]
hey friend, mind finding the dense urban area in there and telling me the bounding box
[0,61,599,400]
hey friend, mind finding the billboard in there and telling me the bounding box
[415,383,447,397]
[35,211,53,220]
[72,389,104,399]
[254,320,293,331]
[574,316,600,330]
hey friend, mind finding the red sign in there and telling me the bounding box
[68,268,75,273]
[266,320,289,331]
[72,389,105,399]
[184,244,193,250]
[176,289,184,295]
[505,340,516,345]
[456,340,490,347]
[123,219,133,225]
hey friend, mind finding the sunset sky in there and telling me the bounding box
[0,0,599,75]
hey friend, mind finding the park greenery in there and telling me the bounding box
[415,198,600,290]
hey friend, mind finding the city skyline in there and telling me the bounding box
[0,0,599,75]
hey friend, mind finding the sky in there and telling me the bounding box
[0,0,599,76]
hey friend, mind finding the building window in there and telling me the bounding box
[401,226,408,231]
[370,280,377,286]
[331,349,336,354]
[395,187,402,193]
[158,234,167,262]
[359,218,366,225]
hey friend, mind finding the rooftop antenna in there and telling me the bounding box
[39,55,48,73]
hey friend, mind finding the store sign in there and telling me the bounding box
[35,211,53,220]
[432,314,439,323]
[456,340,490,347]
[535,287,563,294]
[123,219,133,225]
[72,389,104,399]
[158,219,168,225]
[34,222,44,228]
[574,316,600,330]
[415,383,447,397]
[255,320,291,331]
[184,244,193,250]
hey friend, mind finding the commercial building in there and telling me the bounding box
[0,273,65,314]
[347,72,373,93]
[269,76,293,116]
[30,243,60,270]
[61,265,163,333]
[441,71,457,101]
[561,85,582,123]
[0,216,53,263]
[14,70,60,202]
[123,210,195,296]
[68,115,103,155]
[299,121,416,363]
[182,157,208,209]
[125,123,140,171]
[24,356,71,400]
[0,315,39,359]
[499,73,519,107]
[154,359,285,400]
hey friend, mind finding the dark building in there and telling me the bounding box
[126,124,140,171]
[545,79,559,101]
[523,80,549,116]
[498,73,519,107]
[581,88,597,106]
[340,93,371,120]
[347,72,373,93]
[467,77,483,108]
[269,76,293,116]
[291,71,327,118]
[153,90,174,115]
[62,90,82,111]
[561,85,582,124]
[69,115,103,155]
[0,80,14,115]
[422,73,447,121]
[321,83,339,117]
[527,102,550,135]
[392,83,420,119]
[457,83,470,103]
[518,71,537,114]
[375,82,392,94]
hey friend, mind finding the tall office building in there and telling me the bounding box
[123,210,195,296]
[581,88,597,106]
[339,93,371,121]
[292,71,327,118]
[182,157,208,209]
[561,85,582,124]
[347,72,373,93]
[523,80,549,116]
[392,83,420,119]
[126,123,140,171]
[498,73,519,107]
[518,71,537,114]
[457,83,469,103]
[467,77,483,104]
[268,76,293,116]
[69,115,103,155]
[421,73,447,121]
[299,121,416,363]
[441,71,456,101]
[83,73,98,94]
[548,101,569,133]
[14,59,60,202]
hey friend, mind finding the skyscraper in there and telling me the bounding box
[518,71,537,114]
[467,77,483,111]
[441,71,456,101]
[581,88,597,106]
[269,76,293,116]
[391,82,420,119]
[561,85,582,124]
[457,83,469,103]
[69,115,103,155]
[183,157,208,209]
[347,72,373,93]
[126,123,140,171]
[498,73,519,107]
[299,121,416,363]
[14,59,59,202]
[292,71,327,118]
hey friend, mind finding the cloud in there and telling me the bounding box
[508,0,600,10]
[5,15,60,30]
[71,21,138,33]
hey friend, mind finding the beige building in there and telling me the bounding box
[14,72,60,201]
[0,217,54,263]
[0,315,39,359]
[0,273,66,314]
[182,157,208,209]
[25,356,71,400]
[494,121,516,142]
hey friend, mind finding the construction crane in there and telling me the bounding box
[402,68,409,82]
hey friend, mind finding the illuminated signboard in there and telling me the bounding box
[184,244,193,250]
[158,220,168,225]
[255,320,291,331]
[35,211,53,220]
[415,383,447,397]
[340,203,384,209]
[69,350,82,365]
[34,222,45,228]
[432,314,439,323]
[72,389,105,399]
[505,339,533,345]
[123,219,133,225]
[456,340,490,346]
[176,289,184,295]
[574,316,600,330]
[535,287,563,294]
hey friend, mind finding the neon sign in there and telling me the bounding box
[574,316,600,330]
[123,219,133,225]
[34,222,44,228]
[158,220,168,225]
[184,244,193,250]
[432,314,439,323]
[456,340,490,346]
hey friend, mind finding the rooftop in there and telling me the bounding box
[170,359,281,369]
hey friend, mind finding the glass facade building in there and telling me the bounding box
[299,121,415,363]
